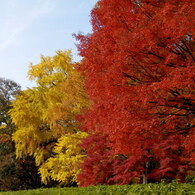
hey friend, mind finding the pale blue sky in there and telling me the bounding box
[0,0,98,89]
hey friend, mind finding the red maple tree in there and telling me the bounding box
[76,0,195,185]
[77,134,114,186]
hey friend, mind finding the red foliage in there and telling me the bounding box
[76,0,195,185]
[77,134,115,186]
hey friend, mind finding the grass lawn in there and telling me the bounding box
[0,182,195,195]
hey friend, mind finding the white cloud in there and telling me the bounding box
[0,0,54,52]
[0,28,21,51]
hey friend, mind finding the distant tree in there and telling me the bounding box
[0,77,20,138]
[0,78,20,190]
[0,78,42,191]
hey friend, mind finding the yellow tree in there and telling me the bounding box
[9,50,88,186]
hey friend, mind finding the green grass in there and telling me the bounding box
[0,182,194,195]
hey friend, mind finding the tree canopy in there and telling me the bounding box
[10,50,89,186]
[75,0,195,185]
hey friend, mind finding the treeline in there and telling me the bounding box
[0,0,194,191]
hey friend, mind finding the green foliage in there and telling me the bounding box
[186,175,195,184]
[0,183,194,195]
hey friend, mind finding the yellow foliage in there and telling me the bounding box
[9,50,89,185]
[0,127,10,142]
[39,132,87,184]
[0,124,6,129]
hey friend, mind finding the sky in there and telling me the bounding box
[0,0,98,89]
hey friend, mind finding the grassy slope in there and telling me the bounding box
[0,183,194,195]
